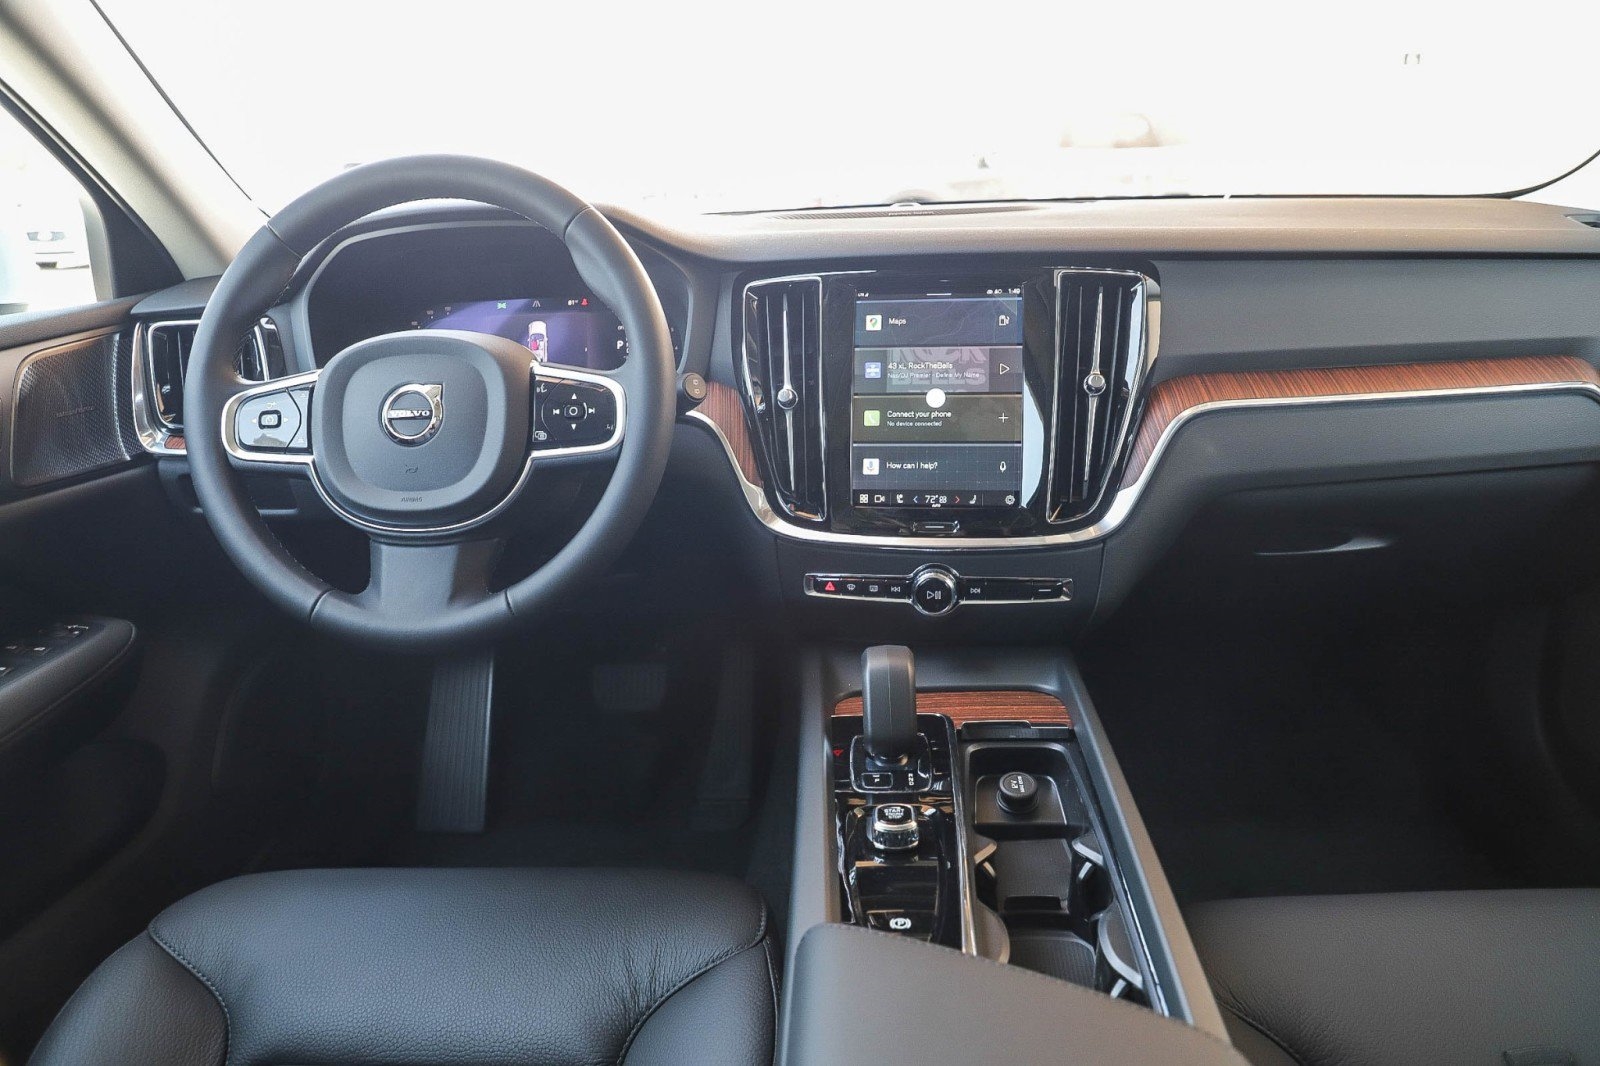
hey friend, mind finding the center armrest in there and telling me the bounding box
[781,923,1246,1066]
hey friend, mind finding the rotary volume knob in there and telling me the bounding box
[867,803,921,852]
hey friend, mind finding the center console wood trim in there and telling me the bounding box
[833,689,1071,728]
[1123,355,1600,486]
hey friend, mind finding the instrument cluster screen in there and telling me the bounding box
[406,296,627,370]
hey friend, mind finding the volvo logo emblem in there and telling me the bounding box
[381,383,444,445]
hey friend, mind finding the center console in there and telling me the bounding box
[727,265,1156,639]
[826,646,1157,1005]
[786,644,1229,1048]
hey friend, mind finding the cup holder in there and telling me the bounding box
[967,740,1150,1005]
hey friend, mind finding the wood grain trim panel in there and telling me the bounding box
[833,690,1070,727]
[694,380,762,486]
[1122,355,1600,487]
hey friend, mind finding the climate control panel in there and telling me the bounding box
[804,565,1072,617]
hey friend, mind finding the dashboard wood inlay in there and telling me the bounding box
[833,690,1071,727]
[1122,355,1600,487]
[695,381,763,486]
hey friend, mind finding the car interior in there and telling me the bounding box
[3,3,1600,1065]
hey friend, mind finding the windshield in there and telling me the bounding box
[99,0,1598,214]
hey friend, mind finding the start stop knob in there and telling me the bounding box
[911,568,957,617]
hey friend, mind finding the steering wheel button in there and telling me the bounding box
[235,392,301,451]
[286,387,312,450]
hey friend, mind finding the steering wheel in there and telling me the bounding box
[184,156,676,653]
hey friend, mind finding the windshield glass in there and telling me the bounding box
[99,0,1597,213]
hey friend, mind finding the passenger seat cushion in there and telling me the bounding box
[1186,889,1600,1066]
[30,867,777,1066]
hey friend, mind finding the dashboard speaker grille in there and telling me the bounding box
[1047,269,1150,524]
[741,277,826,521]
[12,331,135,488]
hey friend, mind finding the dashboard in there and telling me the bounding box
[104,195,1600,639]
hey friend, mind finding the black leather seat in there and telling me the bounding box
[30,867,777,1065]
[1186,889,1600,1066]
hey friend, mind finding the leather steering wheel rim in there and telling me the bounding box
[184,155,677,652]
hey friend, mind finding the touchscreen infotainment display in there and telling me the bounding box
[850,288,1025,508]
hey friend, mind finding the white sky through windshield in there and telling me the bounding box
[98,0,1599,212]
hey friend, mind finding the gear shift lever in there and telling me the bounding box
[862,645,917,760]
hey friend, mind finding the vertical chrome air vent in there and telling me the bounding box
[1046,269,1154,524]
[143,319,282,432]
[741,276,827,521]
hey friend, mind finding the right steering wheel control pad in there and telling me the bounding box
[532,377,617,447]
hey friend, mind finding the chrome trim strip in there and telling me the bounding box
[129,322,177,454]
[945,715,979,956]
[1105,830,1167,1014]
[690,377,1600,550]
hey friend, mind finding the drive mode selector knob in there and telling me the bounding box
[911,568,958,617]
[997,771,1039,813]
[867,803,921,852]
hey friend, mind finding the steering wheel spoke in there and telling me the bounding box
[360,537,505,617]
[528,362,625,466]
[220,368,320,470]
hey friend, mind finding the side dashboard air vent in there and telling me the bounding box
[741,277,826,521]
[1047,269,1153,524]
[144,320,282,431]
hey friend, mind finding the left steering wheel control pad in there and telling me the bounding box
[310,330,531,531]
[234,387,311,451]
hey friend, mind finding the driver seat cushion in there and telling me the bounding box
[29,867,778,1066]
[1185,889,1600,1066]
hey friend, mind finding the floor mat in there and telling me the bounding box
[254,620,785,897]
[1083,606,1518,904]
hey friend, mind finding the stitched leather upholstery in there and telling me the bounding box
[1186,889,1600,1066]
[30,867,777,1065]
